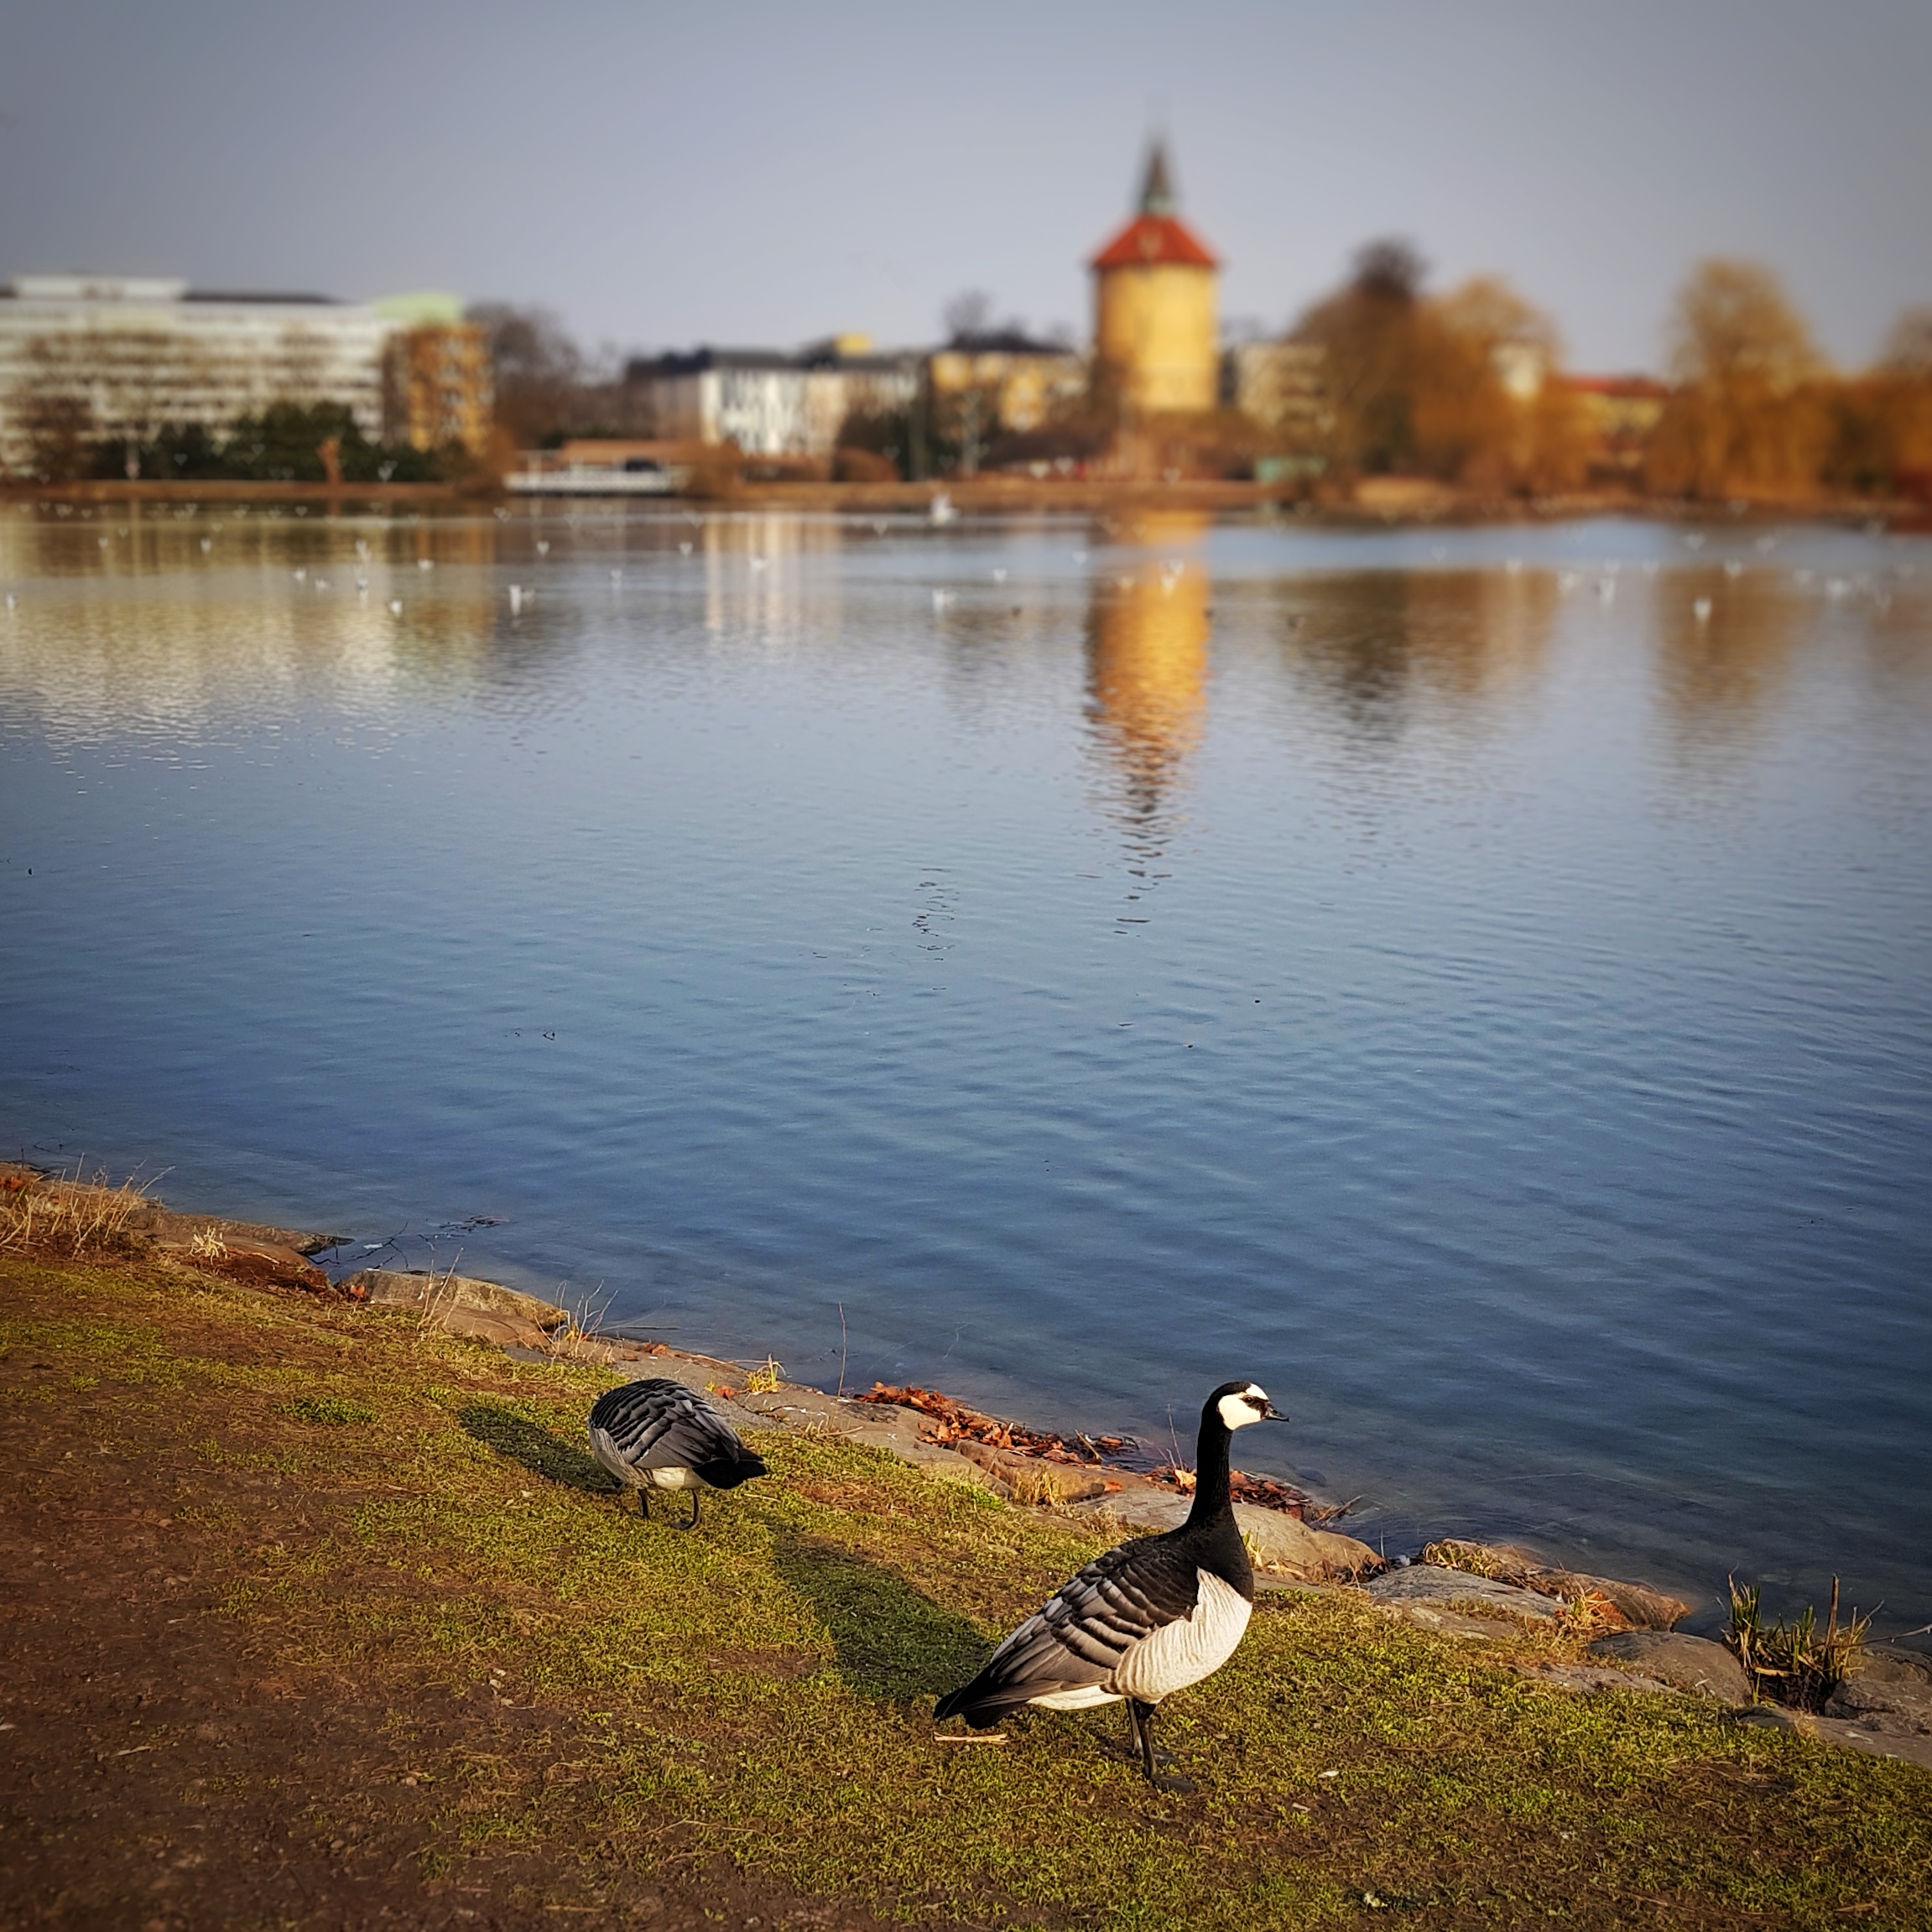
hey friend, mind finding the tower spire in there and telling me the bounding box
[1138,138,1176,217]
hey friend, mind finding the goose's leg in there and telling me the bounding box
[683,1489,702,1531]
[1133,1700,1194,1794]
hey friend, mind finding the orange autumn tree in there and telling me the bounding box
[1647,259,1829,498]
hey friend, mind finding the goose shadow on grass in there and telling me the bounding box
[460,1402,619,1496]
[772,1530,992,1706]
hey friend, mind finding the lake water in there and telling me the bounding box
[3,503,1929,1633]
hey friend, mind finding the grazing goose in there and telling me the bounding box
[587,1377,768,1528]
[935,1381,1284,1789]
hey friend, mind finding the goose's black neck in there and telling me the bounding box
[1183,1401,1236,1535]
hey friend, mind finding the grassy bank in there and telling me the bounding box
[3,1250,1927,1929]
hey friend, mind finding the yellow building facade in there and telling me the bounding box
[1091,144,1220,418]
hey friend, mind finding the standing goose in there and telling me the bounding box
[934,1380,1284,1789]
[587,1377,768,1528]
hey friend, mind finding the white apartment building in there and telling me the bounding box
[0,274,396,476]
[632,345,919,459]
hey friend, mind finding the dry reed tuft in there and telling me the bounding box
[0,1165,153,1258]
[1726,1575,1871,1710]
[1420,1538,1515,1580]
[1558,1589,1627,1640]
[544,1283,615,1362]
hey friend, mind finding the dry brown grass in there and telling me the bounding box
[1420,1537,1515,1579]
[0,1166,152,1259]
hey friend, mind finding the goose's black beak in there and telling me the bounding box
[1260,1402,1289,1422]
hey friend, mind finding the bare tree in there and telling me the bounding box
[1821,305,1932,495]
[1292,237,1429,475]
[1880,307,1932,378]
[1415,278,1586,492]
[1648,259,1828,497]
[941,289,995,345]
[470,303,622,445]
[1667,258,1820,391]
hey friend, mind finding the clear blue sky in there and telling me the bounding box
[3,0,1927,372]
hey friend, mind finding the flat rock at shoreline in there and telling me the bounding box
[1587,1631,1750,1702]
[1367,1565,1565,1627]
[1531,1569,1690,1631]
[1731,1701,1932,1773]
[1825,1672,1932,1737]
[346,1268,570,1351]
[1065,1486,1381,1580]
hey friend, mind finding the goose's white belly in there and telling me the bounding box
[1024,1568,1253,1712]
[1110,1570,1252,1703]
[639,1466,695,1490]
[1030,1682,1124,1711]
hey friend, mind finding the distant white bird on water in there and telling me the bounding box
[935,1381,1285,1790]
[930,492,958,526]
[587,1377,768,1528]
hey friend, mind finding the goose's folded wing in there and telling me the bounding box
[590,1379,744,1471]
[940,1538,1202,1714]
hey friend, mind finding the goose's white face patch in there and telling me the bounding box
[1218,1383,1272,1430]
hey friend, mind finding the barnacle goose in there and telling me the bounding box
[586,1377,768,1528]
[934,1381,1284,1789]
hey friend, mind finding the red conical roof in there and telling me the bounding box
[1090,140,1219,271]
[1090,215,1218,272]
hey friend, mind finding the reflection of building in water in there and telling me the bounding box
[1085,513,1211,819]
[700,511,848,645]
[0,508,498,734]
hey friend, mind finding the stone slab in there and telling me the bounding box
[1824,1674,1932,1736]
[1367,1565,1565,1623]
[1849,1643,1932,1687]
[1532,1569,1690,1632]
[1730,1703,1932,1773]
[1587,1631,1749,1702]
[1070,1488,1194,1535]
[347,1268,569,1331]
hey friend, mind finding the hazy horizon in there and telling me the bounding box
[3,0,1928,373]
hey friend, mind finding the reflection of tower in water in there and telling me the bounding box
[1084,514,1211,826]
